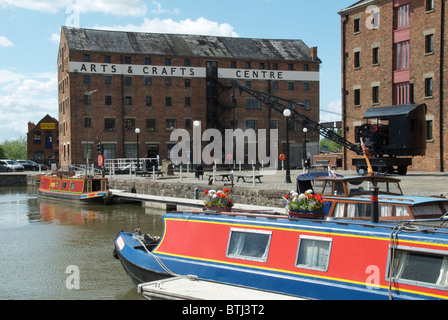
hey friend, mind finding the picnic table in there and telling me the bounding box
[136,170,165,177]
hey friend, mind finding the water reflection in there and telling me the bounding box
[0,186,165,300]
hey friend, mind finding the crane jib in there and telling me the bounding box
[230,80,363,155]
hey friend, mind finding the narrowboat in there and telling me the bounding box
[303,174,448,221]
[38,172,112,204]
[114,209,448,300]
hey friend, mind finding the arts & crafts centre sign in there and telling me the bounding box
[69,62,319,82]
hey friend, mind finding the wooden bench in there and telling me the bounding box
[207,173,231,181]
[236,174,263,183]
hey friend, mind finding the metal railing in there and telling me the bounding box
[104,158,159,175]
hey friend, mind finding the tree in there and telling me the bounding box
[1,137,27,160]
[319,128,342,153]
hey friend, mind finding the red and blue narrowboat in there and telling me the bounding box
[114,207,448,300]
[38,172,112,204]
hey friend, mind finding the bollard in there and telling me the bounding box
[194,187,199,200]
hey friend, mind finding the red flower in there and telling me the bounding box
[223,188,230,193]
[220,193,226,198]
[284,194,291,199]
[204,190,209,194]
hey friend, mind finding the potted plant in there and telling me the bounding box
[203,188,235,212]
[283,189,326,219]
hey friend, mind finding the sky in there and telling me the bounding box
[0,0,354,142]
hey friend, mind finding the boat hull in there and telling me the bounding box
[38,189,111,204]
[115,212,448,300]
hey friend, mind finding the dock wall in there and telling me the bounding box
[108,179,287,209]
[0,174,35,186]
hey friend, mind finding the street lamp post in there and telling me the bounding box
[283,109,292,184]
[303,127,308,171]
[135,128,140,171]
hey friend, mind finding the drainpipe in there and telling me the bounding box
[342,13,349,170]
[440,0,445,172]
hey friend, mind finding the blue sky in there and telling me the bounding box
[0,0,353,142]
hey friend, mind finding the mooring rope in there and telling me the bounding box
[387,223,420,300]
[134,233,197,280]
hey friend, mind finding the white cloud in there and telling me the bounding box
[320,99,342,123]
[151,1,179,15]
[95,17,239,37]
[49,33,60,45]
[0,0,147,16]
[0,69,57,141]
[0,36,14,47]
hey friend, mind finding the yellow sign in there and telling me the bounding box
[41,123,56,130]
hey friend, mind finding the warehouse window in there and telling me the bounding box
[166,119,176,131]
[124,118,135,131]
[146,119,156,132]
[104,118,115,131]
[372,47,379,65]
[354,51,361,68]
[354,18,360,33]
[146,96,152,107]
[425,78,433,97]
[166,97,172,107]
[354,89,361,106]
[425,34,434,54]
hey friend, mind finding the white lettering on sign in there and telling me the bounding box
[69,62,319,81]
[70,62,206,78]
[219,68,319,81]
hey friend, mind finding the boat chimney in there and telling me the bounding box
[371,186,379,223]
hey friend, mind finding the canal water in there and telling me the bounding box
[0,185,165,300]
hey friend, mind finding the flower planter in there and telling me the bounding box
[288,210,325,219]
[204,206,232,212]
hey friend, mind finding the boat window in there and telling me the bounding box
[296,235,332,271]
[226,228,272,262]
[70,182,75,191]
[346,203,372,218]
[333,203,345,217]
[380,205,393,217]
[394,206,409,217]
[412,205,443,217]
[347,180,402,195]
[389,248,448,288]
[322,181,345,196]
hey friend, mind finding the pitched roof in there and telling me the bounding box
[338,0,378,14]
[62,27,320,62]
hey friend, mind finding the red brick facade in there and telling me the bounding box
[340,0,448,172]
[57,27,321,169]
[27,114,59,166]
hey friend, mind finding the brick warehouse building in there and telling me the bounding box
[27,114,59,166]
[57,26,321,169]
[340,0,448,172]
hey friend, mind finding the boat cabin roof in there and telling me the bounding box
[315,175,403,197]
